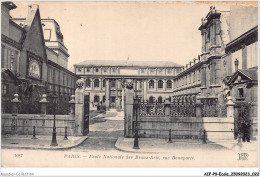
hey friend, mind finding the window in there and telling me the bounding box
[95,68,99,73]
[150,69,155,74]
[141,69,145,73]
[158,96,163,103]
[111,80,116,88]
[1,84,8,95]
[94,79,99,88]
[149,80,154,89]
[167,80,172,89]
[238,88,244,98]
[158,69,163,74]
[103,96,106,103]
[86,68,90,73]
[86,79,91,88]
[112,68,116,73]
[94,95,100,103]
[149,96,154,103]
[167,69,171,74]
[158,80,163,89]
[44,29,51,41]
[139,81,142,89]
[193,72,196,83]
[103,68,108,73]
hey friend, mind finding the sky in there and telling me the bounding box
[10,1,236,69]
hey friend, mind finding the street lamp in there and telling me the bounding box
[133,79,140,149]
[50,94,58,146]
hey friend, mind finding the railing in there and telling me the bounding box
[139,102,165,117]
[130,128,235,144]
[138,101,196,117]
[170,104,196,117]
[2,125,74,138]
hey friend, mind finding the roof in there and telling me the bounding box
[228,67,258,85]
[74,60,182,68]
[238,68,258,81]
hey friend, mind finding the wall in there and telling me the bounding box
[229,5,258,41]
[135,117,234,141]
[2,114,75,136]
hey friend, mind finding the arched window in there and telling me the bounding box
[158,96,163,103]
[94,79,99,88]
[167,80,172,89]
[86,79,91,88]
[149,80,154,89]
[158,80,163,89]
[149,96,154,103]
[94,95,100,103]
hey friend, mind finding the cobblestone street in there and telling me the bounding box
[73,109,124,151]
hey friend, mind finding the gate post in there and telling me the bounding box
[11,94,20,116]
[164,99,171,117]
[39,94,48,117]
[226,96,235,118]
[74,79,86,136]
[195,93,203,118]
[123,79,135,137]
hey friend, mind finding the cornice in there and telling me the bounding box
[1,34,21,50]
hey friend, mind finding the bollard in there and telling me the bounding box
[202,129,207,144]
[168,129,173,143]
[64,126,68,140]
[237,133,242,145]
[32,126,37,139]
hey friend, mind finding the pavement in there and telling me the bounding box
[1,134,88,150]
[115,137,258,153]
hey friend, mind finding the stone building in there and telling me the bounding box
[172,5,258,118]
[74,60,183,109]
[1,2,78,114]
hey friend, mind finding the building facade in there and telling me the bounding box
[1,2,78,114]
[74,60,183,109]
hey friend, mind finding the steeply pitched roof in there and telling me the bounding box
[74,60,182,68]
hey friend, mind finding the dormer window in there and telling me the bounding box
[112,68,116,73]
[86,68,90,72]
[95,68,99,73]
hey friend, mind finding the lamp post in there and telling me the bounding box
[50,94,58,146]
[133,79,140,149]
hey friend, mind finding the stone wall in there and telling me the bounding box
[1,114,75,136]
[134,117,234,141]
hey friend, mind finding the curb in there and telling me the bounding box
[114,137,158,154]
[1,136,88,151]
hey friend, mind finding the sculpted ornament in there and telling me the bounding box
[122,79,134,89]
[76,78,84,89]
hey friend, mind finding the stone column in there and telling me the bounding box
[164,79,167,91]
[115,79,120,110]
[226,96,235,118]
[105,79,110,109]
[11,94,20,116]
[74,79,85,136]
[143,80,147,101]
[39,94,48,117]
[69,95,75,116]
[124,79,134,137]
[242,45,247,69]
[200,64,207,96]
[122,87,125,110]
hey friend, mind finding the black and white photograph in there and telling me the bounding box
[0,0,259,176]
